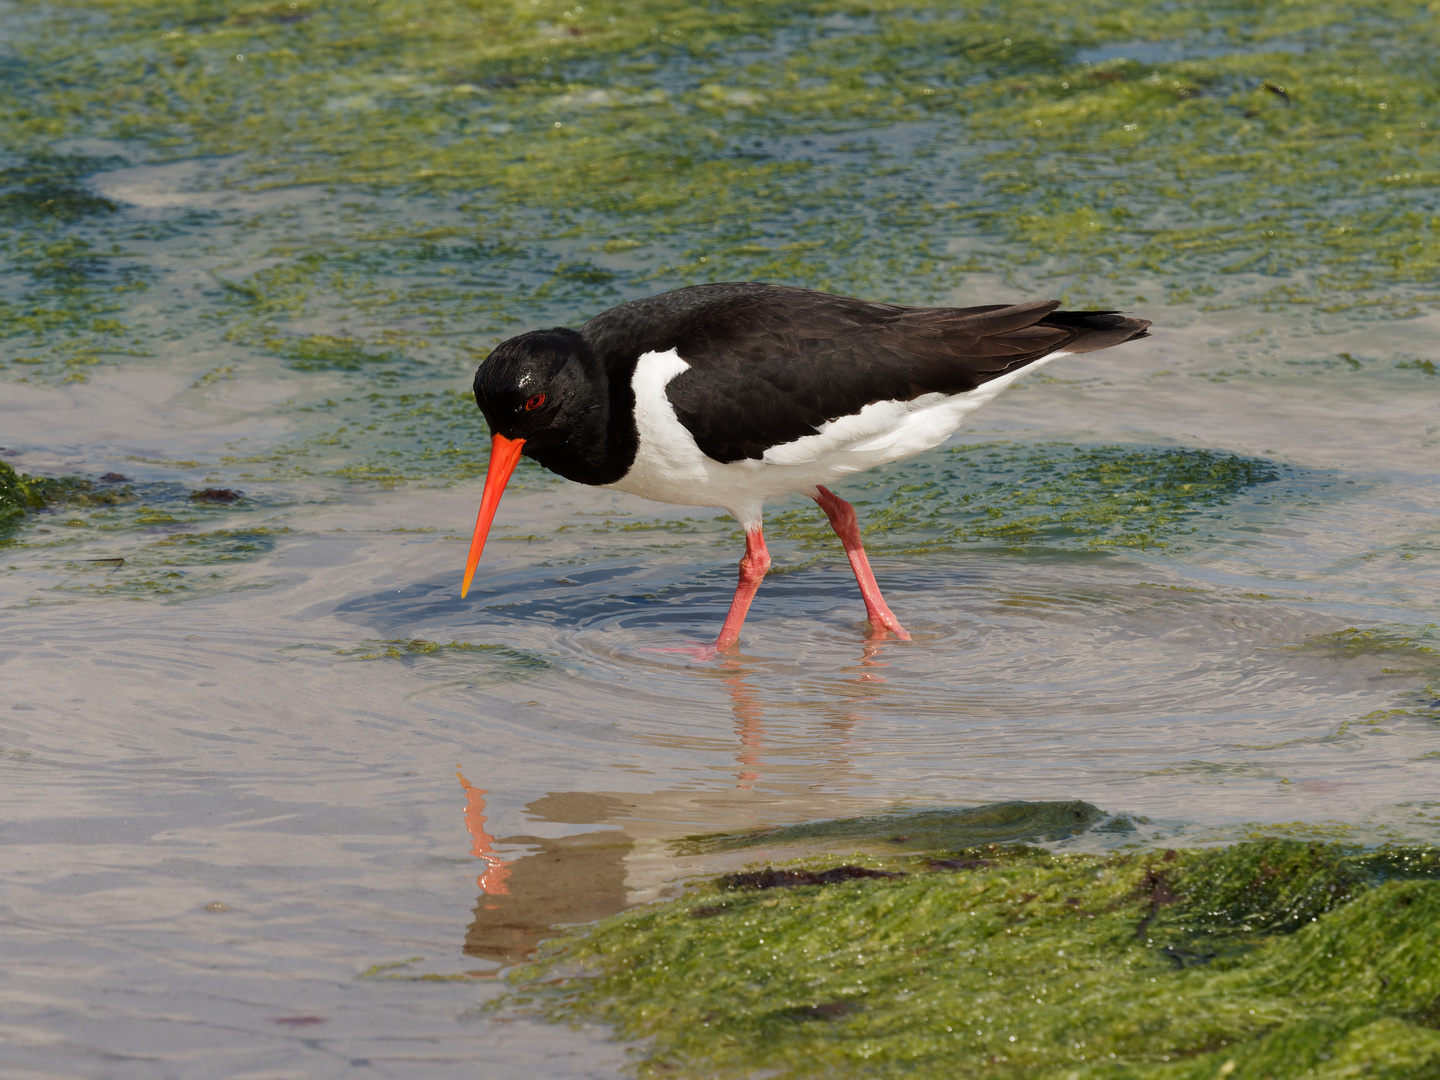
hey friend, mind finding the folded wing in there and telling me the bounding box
[586,283,1148,464]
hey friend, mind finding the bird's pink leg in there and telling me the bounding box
[714,527,772,652]
[812,486,910,641]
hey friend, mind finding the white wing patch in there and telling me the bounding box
[761,351,1073,466]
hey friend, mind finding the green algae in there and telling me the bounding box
[0,153,153,381]
[1291,626,1440,744]
[0,460,112,538]
[33,522,293,599]
[339,637,551,671]
[358,956,483,982]
[681,800,1108,856]
[1299,625,1440,669]
[16,477,248,535]
[770,444,1286,555]
[145,524,289,563]
[271,333,408,373]
[241,389,561,486]
[1161,839,1364,935]
[0,461,44,535]
[0,154,121,224]
[6,0,1440,388]
[508,839,1440,1078]
[2,467,297,599]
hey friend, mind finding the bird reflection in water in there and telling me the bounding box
[726,637,891,790]
[456,769,511,898]
[850,637,892,684]
[456,640,895,966]
[724,660,766,790]
[457,780,633,968]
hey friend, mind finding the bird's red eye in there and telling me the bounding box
[525,393,546,411]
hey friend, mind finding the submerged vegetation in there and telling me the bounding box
[9,0,1440,297]
[508,838,1440,1078]
[0,459,109,537]
[4,0,1440,391]
[1,460,290,596]
[1301,625,1440,668]
[335,636,553,674]
[0,460,43,534]
[1299,626,1440,743]
[770,444,1288,554]
[681,800,1112,854]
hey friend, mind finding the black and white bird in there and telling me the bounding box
[462,283,1149,651]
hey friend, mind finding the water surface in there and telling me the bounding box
[3,1,1439,1075]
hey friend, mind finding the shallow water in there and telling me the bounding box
[4,2,1440,1076]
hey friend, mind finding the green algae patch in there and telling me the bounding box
[1299,625,1440,671]
[358,956,484,982]
[5,471,296,600]
[271,333,409,373]
[252,389,562,487]
[341,637,550,668]
[0,461,44,535]
[680,800,1109,856]
[317,637,554,683]
[37,524,292,600]
[7,0,1440,393]
[0,154,153,382]
[0,154,120,225]
[145,525,289,564]
[1292,626,1440,743]
[0,460,112,539]
[13,476,251,539]
[770,444,1286,555]
[507,840,1440,1079]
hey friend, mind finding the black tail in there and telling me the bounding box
[1041,310,1151,353]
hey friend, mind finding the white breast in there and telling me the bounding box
[604,348,1072,530]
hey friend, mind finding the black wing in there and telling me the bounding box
[581,283,1149,464]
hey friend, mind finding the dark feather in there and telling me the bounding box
[582,283,1149,464]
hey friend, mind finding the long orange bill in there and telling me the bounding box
[460,433,526,598]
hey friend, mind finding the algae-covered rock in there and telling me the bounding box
[0,460,44,535]
[509,839,1440,1079]
[678,799,1106,855]
[0,461,114,540]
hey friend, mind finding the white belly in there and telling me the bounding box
[604,348,1071,530]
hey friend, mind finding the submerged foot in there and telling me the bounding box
[865,616,912,643]
[640,641,721,662]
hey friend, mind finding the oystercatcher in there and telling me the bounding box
[463,283,1149,650]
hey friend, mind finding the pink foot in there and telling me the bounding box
[812,486,911,641]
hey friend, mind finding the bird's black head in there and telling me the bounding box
[460,326,608,599]
[473,327,598,455]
